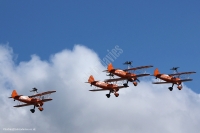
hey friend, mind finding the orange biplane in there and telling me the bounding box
[85,75,128,98]
[9,88,56,113]
[153,67,196,91]
[104,63,153,87]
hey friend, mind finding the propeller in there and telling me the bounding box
[30,88,38,93]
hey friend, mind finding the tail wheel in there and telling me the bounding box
[177,85,182,90]
[133,81,137,86]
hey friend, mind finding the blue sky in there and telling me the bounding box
[0,0,199,92]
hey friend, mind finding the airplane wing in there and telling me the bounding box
[169,71,196,76]
[123,65,153,71]
[14,103,32,107]
[89,86,127,91]
[135,73,150,77]
[89,89,108,91]
[29,91,56,98]
[104,78,125,82]
[152,81,171,84]
[41,98,52,102]
[153,79,192,84]
[179,79,193,82]
[117,86,128,89]
[105,74,150,82]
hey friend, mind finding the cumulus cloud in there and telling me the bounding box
[0,44,200,133]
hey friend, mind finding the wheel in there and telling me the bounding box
[38,107,43,111]
[168,87,173,91]
[123,83,129,87]
[177,85,182,90]
[30,109,35,113]
[106,94,110,98]
[114,93,119,97]
[133,81,137,86]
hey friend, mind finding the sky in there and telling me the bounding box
[0,0,200,132]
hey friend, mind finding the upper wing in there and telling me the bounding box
[29,91,56,98]
[169,71,196,76]
[14,103,32,107]
[123,65,153,71]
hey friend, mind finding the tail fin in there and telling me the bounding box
[9,90,18,98]
[154,68,160,76]
[88,75,95,83]
[107,63,114,72]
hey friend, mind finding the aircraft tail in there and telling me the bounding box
[107,63,114,72]
[154,68,160,76]
[88,75,95,83]
[9,90,18,98]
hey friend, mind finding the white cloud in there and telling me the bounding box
[0,44,200,133]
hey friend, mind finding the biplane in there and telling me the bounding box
[104,63,153,87]
[9,88,56,113]
[85,75,128,98]
[152,67,196,91]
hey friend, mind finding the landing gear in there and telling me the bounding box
[133,81,137,86]
[106,91,111,98]
[114,92,119,97]
[30,109,35,113]
[30,106,35,113]
[168,87,173,91]
[168,84,174,91]
[38,107,43,111]
[177,85,182,90]
[123,83,129,87]
[106,94,111,98]
[123,80,129,87]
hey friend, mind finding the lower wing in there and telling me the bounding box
[104,78,125,82]
[135,73,150,77]
[152,81,170,84]
[41,98,52,102]
[89,89,108,91]
[89,86,127,91]
[14,103,32,107]
[179,79,192,82]
[153,79,192,84]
